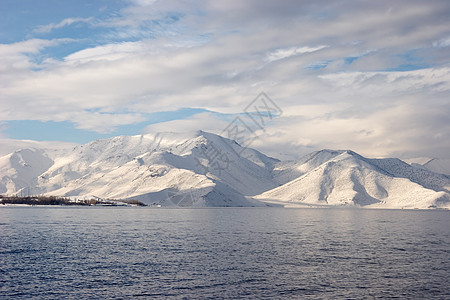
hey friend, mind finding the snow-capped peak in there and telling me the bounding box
[1,132,449,209]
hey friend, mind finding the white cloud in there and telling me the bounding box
[0,39,71,69]
[143,112,230,135]
[64,41,145,63]
[266,45,328,62]
[250,99,450,161]
[0,39,60,55]
[69,111,148,134]
[319,68,450,95]
[433,36,450,48]
[33,17,93,34]
[2,0,450,159]
[130,0,158,7]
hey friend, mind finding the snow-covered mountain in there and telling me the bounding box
[0,131,277,207]
[257,150,450,209]
[1,132,449,209]
[409,158,450,176]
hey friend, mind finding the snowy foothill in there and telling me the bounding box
[0,131,449,209]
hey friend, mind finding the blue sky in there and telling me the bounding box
[4,108,208,143]
[1,0,450,159]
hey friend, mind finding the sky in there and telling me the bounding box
[1,0,449,160]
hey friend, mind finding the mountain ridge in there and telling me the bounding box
[1,131,449,209]
[256,150,450,209]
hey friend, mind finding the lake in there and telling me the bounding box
[0,207,449,299]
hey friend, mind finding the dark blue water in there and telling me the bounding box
[0,207,449,299]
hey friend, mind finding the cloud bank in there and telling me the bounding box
[1,0,449,159]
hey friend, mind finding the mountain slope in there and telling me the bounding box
[413,158,450,176]
[1,134,449,209]
[0,148,53,195]
[255,150,450,209]
[405,158,450,176]
[0,131,278,206]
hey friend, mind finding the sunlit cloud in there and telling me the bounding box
[1,0,450,159]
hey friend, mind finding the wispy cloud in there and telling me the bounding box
[33,17,93,34]
[266,45,328,62]
[0,38,73,72]
[130,0,158,7]
[433,36,450,48]
[0,38,69,55]
[64,41,145,63]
